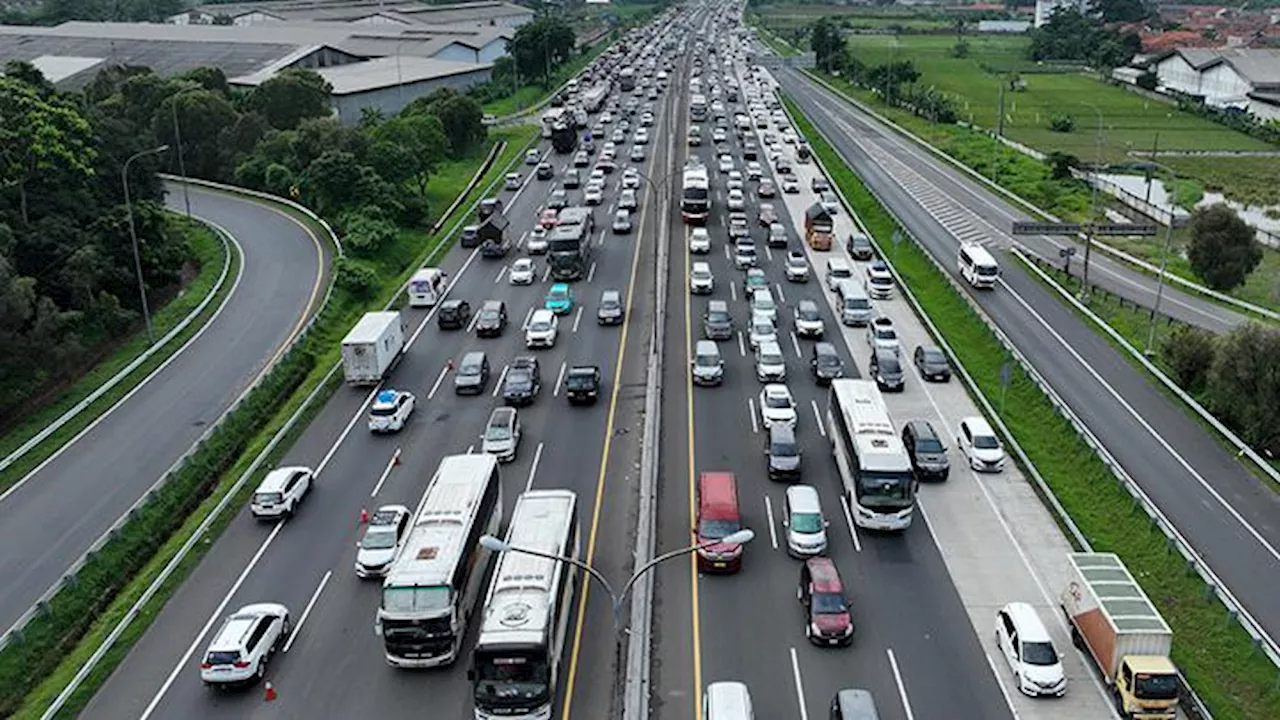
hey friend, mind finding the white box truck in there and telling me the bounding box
[1061,553,1179,719]
[341,311,405,386]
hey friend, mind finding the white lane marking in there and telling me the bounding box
[369,447,401,498]
[839,495,862,553]
[598,229,607,246]
[491,364,509,398]
[522,306,534,330]
[736,331,747,358]
[427,364,449,400]
[525,442,545,492]
[467,309,481,334]
[518,231,528,249]
[985,651,1023,719]
[748,397,759,434]
[553,361,567,397]
[764,495,779,550]
[587,261,598,283]
[729,280,737,302]
[788,647,811,720]
[887,649,915,720]
[283,569,331,653]
[572,306,584,333]
[723,243,731,261]
[775,283,786,304]
[317,386,381,475]
[541,264,552,283]
[811,400,825,436]
[139,521,285,720]
[790,331,802,358]
[765,245,774,262]
[608,201,617,214]
[494,265,507,284]
[405,247,481,351]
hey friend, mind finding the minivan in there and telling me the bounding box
[995,602,1067,697]
[835,280,872,327]
[958,243,999,289]
[692,340,724,386]
[765,424,801,481]
[704,300,734,340]
[783,485,828,557]
[902,420,950,482]
[846,232,874,261]
[749,287,777,323]
[704,681,754,720]
[830,689,880,720]
[825,258,853,291]
[696,472,745,573]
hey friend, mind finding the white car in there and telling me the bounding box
[619,188,639,210]
[690,227,711,254]
[250,466,312,519]
[584,185,604,205]
[635,128,650,144]
[630,145,646,162]
[602,141,617,159]
[525,149,540,166]
[527,225,548,255]
[746,161,763,180]
[601,111,613,124]
[509,257,536,285]
[355,505,411,578]
[368,388,415,433]
[727,188,745,210]
[748,314,777,350]
[525,308,559,349]
[957,416,1006,472]
[758,384,798,429]
[755,339,787,381]
[713,127,728,143]
[996,603,1067,697]
[690,261,714,294]
[750,287,777,323]
[727,170,744,191]
[200,603,290,686]
[785,251,809,282]
[782,177,800,194]
[718,154,735,173]
[622,169,641,189]
[866,316,901,355]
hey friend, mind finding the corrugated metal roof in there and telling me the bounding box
[1068,553,1172,635]
[232,53,489,93]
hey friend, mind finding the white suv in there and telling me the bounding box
[525,309,559,349]
[250,467,313,519]
[200,603,290,686]
[690,227,711,254]
[957,416,1006,472]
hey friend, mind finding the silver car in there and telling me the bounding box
[482,407,521,463]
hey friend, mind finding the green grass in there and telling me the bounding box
[15,128,539,719]
[483,37,614,118]
[1162,155,1280,210]
[786,94,1280,720]
[0,217,232,493]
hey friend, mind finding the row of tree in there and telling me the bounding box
[1028,9,1142,69]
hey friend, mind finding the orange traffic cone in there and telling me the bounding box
[447,358,455,371]
[264,681,277,702]
[359,508,369,524]
[392,449,402,467]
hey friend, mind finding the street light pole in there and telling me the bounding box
[480,529,755,719]
[1079,103,1104,300]
[170,86,202,218]
[1144,157,1180,355]
[122,144,170,346]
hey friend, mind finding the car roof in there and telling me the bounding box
[769,422,796,441]
[798,299,818,310]
[963,416,996,435]
[907,420,938,439]
[462,350,486,364]
[814,341,838,356]
[758,340,782,353]
[442,298,464,308]
[258,466,308,492]
[568,365,598,375]
[708,299,728,311]
[805,556,844,592]
[602,289,621,300]
[481,300,503,310]
[550,283,569,292]
[1002,602,1052,642]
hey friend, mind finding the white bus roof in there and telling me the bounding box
[476,490,577,649]
[832,379,895,437]
[960,243,998,267]
[853,434,912,473]
[385,454,498,592]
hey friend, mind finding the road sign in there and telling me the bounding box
[1012,222,1081,236]
[1092,224,1159,237]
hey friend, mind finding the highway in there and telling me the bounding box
[0,183,328,639]
[81,21,677,720]
[780,66,1280,657]
[650,7,1116,719]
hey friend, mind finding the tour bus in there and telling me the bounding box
[958,243,999,289]
[690,93,708,123]
[826,379,916,531]
[470,490,581,720]
[407,267,447,307]
[377,454,503,667]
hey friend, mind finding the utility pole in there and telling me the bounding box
[992,82,1005,184]
[1079,104,1104,300]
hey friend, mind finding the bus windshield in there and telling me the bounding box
[855,470,914,510]
[382,585,451,614]
[473,648,551,709]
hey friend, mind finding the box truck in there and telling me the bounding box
[1061,553,1179,719]
[341,311,406,385]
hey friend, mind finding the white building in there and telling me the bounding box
[1034,0,1087,28]
[169,0,535,30]
[1152,47,1280,121]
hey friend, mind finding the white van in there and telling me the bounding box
[958,243,999,289]
[825,258,853,292]
[407,268,447,307]
[835,280,872,327]
[783,485,828,557]
[704,681,753,720]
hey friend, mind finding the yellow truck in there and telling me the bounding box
[1061,553,1179,719]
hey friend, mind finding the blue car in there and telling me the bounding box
[544,283,574,315]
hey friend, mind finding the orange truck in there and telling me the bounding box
[804,203,833,251]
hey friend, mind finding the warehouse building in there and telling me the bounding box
[1151,47,1280,121]
[168,0,535,30]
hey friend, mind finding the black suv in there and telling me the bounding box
[913,345,951,382]
[902,420,950,482]
[597,290,625,326]
[869,347,904,392]
[475,300,507,338]
[437,299,471,330]
[502,356,541,406]
[809,342,843,385]
[565,365,602,405]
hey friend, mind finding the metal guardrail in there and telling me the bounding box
[785,92,1219,720]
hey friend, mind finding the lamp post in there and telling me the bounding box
[1143,158,1181,356]
[122,145,170,346]
[170,86,203,218]
[1078,102,1104,301]
[479,528,756,719]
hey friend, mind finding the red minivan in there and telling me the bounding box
[696,472,745,573]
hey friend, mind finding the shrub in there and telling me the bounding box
[1161,325,1216,394]
[1049,114,1076,133]
[333,256,378,298]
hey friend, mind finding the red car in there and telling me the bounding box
[757,179,777,198]
[539,208,559,229]
[757,203,778,227]
[799,557,854,646]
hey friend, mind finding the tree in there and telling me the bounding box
[1028,10,1141,69]
[404,89,483,157]
[809,17,845,74]
[1045,151,1080,180]
[1207,323,1280,455]
[155,89,239,180]
[1186,204,1262,291]
[1090,0,1152,23]
[1049,114,1076,132]
[0,77,97,225]
[1161,325,1216,393]
[509,17,577,85]
[247,69,332,130]
[369,114,448,194]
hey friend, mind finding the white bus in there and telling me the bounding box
[470,490,581,720]
[407,267,447,307]
[377,454,503,667]
[958,243,999,289]
[540,108,569,138]
[826,379,916,531]
[690,93,708,122]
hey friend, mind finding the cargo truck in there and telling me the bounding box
[680,159,710,224]
[804,203,833,251]
[1061,553,1179,719]
[341,311,406,385]
[551,121,578,154]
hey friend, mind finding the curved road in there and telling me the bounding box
[0,182,329,637]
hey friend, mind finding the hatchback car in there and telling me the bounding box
[502,356,541,406]
[482,407,521,463]
[758,384,797,428]
[436,299,471,330]
[630,145,646,162]
[782,177,800,194]
[793,300,825,338]
[914,345,951,382]
[704,300,734,340]
[765,423,802,482]
[618,188,638,210]
[509,258,536,285]
[748,314,777,350]
[718,154,735,173]
[525,149,541,166]
[957,416,1005,472]
[784,485,827,557]
[755,340,787,382]
[798,558,853,647]
[996,603,1067,697]
[727,188,745,211]
[368,388,415,433]
[902,420,950,482]
[454,351,490,394]
[809,342,844,385]
[354,505,410,578]
[544,283,574,314]
[598,289,625,325]
[866,317,900,355]
[767,222,788,249]
[613,209,633,234]
[200,603,291,686]
[535,162,554,180]
[474,300,507,338]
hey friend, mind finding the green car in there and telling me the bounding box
[744,268,768,294]
[545,283,574,314]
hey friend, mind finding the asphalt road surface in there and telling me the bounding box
[0,182,328,639]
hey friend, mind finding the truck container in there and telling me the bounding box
[341,311,406,385]
[551,121,578,154]
[680,159,710,224]
[1061,553,1179,719]
[804,203,833,251]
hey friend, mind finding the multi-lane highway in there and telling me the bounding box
[0,183,328,638]
[779,65,1280,655]
[82,20,680,720]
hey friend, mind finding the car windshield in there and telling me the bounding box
[361,527,398,550]
[760,351,783,365]
[817,353,840,368]
[799,306,819,321]
[876,328,897,341]
[696,354,720,367]
[812,592,847,615]
[549,289,568,301]
[566,372,595,388]
[923,350,946,364]
[765,394,791,409]
[916,437,945,453]
[514,261,532,272]
[770,440,798,456]
[479,310,499,321]
[708,311,730,323]
[602,298,620,309]
[974,435,1000,450]
[791,512,823,533]
[878,357,901,373]
[530,320,551,332]
[698,518,740,540]
[1021,641,1058,666]
[753,322,774,336]
[486,423,512,441]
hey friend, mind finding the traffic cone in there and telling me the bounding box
[392,449,402,467]
[359,508,369,524]
[447,358,455,371]
[264,681,277,702]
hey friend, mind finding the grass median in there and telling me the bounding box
[0,218,233,493]
[8,127,538,719]
[786,95,1280,720]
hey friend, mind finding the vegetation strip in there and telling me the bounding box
[785,95,1280,720]
[13,128,535,719]
[0,219,231,491]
